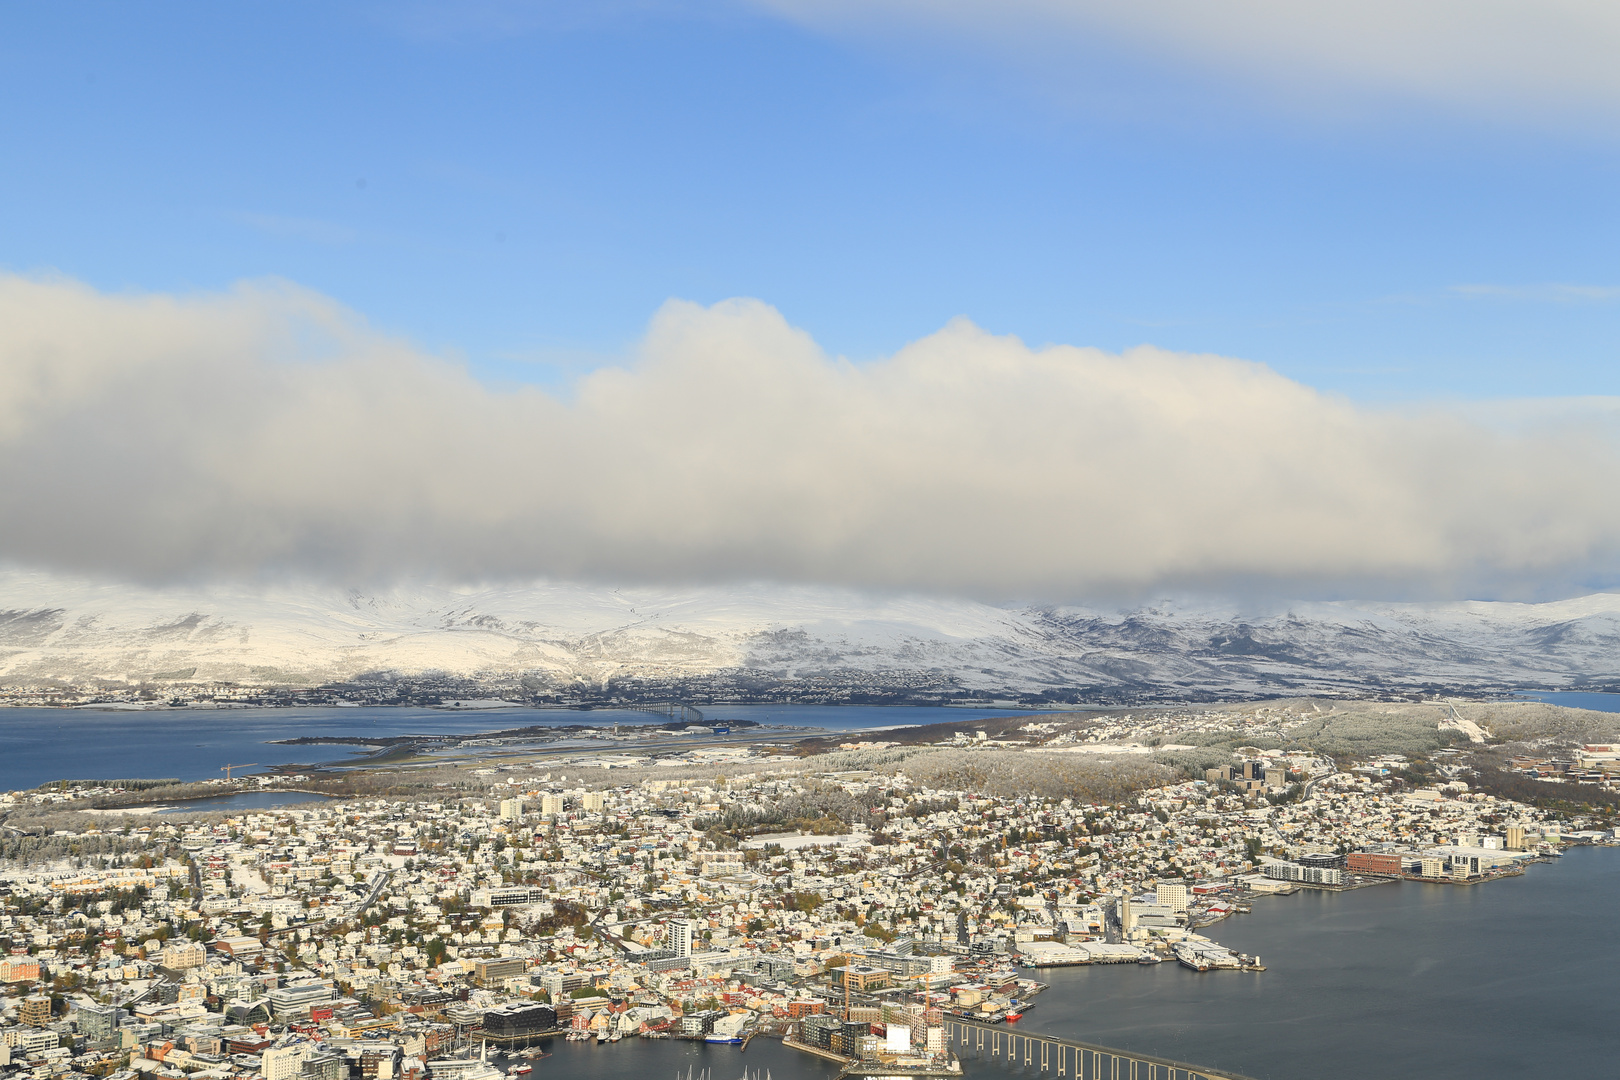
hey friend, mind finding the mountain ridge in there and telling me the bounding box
[2,569,1618,702]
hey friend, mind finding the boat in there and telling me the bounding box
[508,1066,531,1076]
[610,1032,622,1043]
[596,1030,609,1043]
[1004,1011,1022,1022]
[1173,941,1243,971]
[705,1034,743,1044]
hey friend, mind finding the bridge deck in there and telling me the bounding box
[943,1018,1260,1080]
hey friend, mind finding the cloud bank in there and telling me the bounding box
[1,273,1617,601]
[755,0,1620,124]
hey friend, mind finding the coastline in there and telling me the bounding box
[1007,846,1619,1080]
[80,788,338,815]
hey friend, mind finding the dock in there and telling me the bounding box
[783,1037,856,1065]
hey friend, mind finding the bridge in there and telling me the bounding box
[943,1018,1258,1080]
[636,702,704,723]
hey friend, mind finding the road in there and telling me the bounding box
[1302,770,1337,799]
[264,868,392,938]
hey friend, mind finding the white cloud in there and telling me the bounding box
[0,272,1617,600]
[753,0,1620,124]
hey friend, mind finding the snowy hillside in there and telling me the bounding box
[2,568,1619,699]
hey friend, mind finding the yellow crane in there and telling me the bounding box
[219,763,258,780]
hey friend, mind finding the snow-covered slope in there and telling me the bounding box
[2,568,1619,697]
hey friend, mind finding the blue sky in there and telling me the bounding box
[3,0,1618,402]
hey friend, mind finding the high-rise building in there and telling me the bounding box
[1155,882,1189,913]
[580,791,605,812]
[667,918,694,957]
[301,1051,344,1080]
[498,798,524,823]
[262,1045,312,1080]
[77,1004,120,1040]
[539,794,566,816]
[19,995,51,1027]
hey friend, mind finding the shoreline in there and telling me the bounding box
[80,788,339,816]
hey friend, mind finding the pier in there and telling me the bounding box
[942,1018,1258,1080]
[783,1037,857,1065]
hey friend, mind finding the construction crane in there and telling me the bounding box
[219,763,258,780]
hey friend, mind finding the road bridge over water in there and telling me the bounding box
[944,1018,1258,1080]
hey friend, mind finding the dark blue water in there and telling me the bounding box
[1515,690,1620,713]
[0,705,1026,791]
[548,849,1614,1080]
[157,790,332,815]
[484,850,1619,1080]
[1001,846,1620,1080]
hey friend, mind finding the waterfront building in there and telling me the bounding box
[1263,863,1344,886]
[1155,882,1189,912]
[1346,852,1402,875]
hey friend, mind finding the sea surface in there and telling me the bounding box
[1002,845,1620,1080]
[156,790,333,815]
[0,704,1028,792]
[1515,690,1620,713]
[500,849,1617,1080]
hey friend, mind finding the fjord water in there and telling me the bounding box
[0,704,1026,792]
[512,851,1618,1080]
[1006,845,1620,1080]
[1516,690,1620,712]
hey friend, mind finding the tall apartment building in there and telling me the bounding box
[18,996,51,1027]
[667,918,694,957]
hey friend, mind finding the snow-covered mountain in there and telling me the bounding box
[2,568,1619,699]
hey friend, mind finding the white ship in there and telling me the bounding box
[1172,941,1244,971]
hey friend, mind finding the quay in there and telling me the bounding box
[783,1037,857,1065]
[942,1018,1259,1080]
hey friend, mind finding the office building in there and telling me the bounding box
[1155,882,1188,913]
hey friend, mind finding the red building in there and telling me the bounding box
[1346,852,1402,875]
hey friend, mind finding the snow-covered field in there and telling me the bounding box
[2,567,1619,696]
